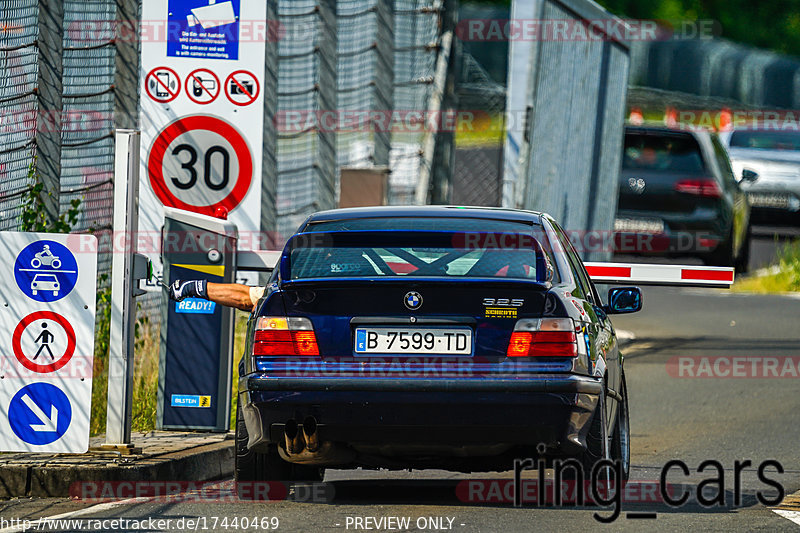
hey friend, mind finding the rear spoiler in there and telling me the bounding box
[584,262,735,288]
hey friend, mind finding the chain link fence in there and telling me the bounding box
[451,52,506,207]
[2,0,455,249]
[1,0,119,280]
[61,1,116,234]
[0,0,40,229]
[275,0,450,240]
[62,0,118,281]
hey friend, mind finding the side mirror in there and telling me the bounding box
[741,168,759,182]
[605,287,642,314]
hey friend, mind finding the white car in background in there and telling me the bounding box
[721,129,800,221]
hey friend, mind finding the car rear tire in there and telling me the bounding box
[610,372,631,482]
[235,402,323,498]
[576,374,630,482]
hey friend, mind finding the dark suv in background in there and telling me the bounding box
[614,125,753,271]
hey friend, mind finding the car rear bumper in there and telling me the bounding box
[741,180,800,214]
[614,208,728,255]
[239,373,602,465]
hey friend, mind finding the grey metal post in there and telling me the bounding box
[431,0,459,205]
[372,0,394,167]
[260,0,278,258]
[316,0,337,210]
[104,130,140,449]
[113,0,140,129]
[35,0,64,227]
[414,29,453,205]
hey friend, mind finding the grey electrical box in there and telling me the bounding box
[156,207,238,431]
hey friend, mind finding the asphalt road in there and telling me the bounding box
[1,225,799,532]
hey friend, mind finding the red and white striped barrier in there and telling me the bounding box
[584,262,735,288]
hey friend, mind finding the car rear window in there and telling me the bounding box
[286,229,555,282]
[729,130,800,151]
[622,132,705,173]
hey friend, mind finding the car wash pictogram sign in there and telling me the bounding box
[0,232,97,453]
[138,0,268,288]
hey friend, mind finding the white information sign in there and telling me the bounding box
[139,0,268,286]
[0,232,98,453]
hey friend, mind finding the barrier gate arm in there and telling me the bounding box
[232,256,736,288]
[236,250,281,273]
[584,262,735,289]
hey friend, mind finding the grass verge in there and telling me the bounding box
[90,306,251,436]
[734,239,800,293]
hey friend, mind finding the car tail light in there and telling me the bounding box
[674,178,722,198]
[507,318,578,357]
[253,316,320,356]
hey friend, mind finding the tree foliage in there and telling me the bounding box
[467,0,800,57]
[595,0,800,57]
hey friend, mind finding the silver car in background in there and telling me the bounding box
[721,129,800,221]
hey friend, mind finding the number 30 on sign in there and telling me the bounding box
[147,115,253,216]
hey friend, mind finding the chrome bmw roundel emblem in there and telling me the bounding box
[404,291,423,310]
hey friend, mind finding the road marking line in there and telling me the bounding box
[0,479,235,533]
[617,330,636,342]
[0,498,144,533]
[773,509,800,526]
[772,489,800,526]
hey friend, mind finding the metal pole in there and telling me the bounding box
[316,0,338,211]
[113,0,141,130]
[372,0,394,168]
[414,29,453,205]
[35,0,64,227]
[259,0,278,260]
[103,130,140,450]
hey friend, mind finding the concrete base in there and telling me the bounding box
[0,431,234,498]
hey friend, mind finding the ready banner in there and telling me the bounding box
[138,0,268,286]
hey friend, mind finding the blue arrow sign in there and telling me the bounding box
[14,240,79,302]
[8,383,72,445]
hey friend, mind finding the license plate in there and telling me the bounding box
[748,192,791,208]
[354,327,472,355]
[614,217,665,233]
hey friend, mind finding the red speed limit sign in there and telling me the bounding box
[147,115,253,216]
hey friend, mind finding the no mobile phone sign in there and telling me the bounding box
[147,115,253,216]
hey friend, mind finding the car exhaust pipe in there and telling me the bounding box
[284,419,304,454]
[302,416,319,452]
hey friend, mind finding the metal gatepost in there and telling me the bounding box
[102,130,150,453]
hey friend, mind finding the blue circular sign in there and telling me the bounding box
[14,240,78,302]
[8,383,72,445]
